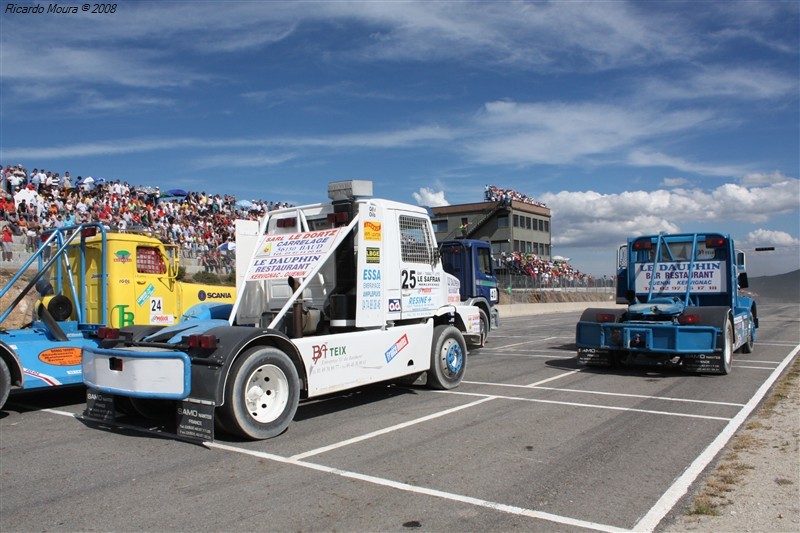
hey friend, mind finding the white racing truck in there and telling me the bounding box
[81,180,481,441]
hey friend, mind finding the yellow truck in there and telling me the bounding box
[0,223,236,408]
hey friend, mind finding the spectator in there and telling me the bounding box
[2,225,13,262]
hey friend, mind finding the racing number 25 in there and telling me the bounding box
[401,269,417,289]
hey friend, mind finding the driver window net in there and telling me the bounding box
[137,246,167,274]
[399,215,435,263]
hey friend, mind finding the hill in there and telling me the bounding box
[745,269,800,303]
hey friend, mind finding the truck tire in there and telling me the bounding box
[427,325,466,390]
[738,318,755,354]
[0,358,11,410]
[220,347,300,440]
[475,309,489,348]
[720,318,733,375]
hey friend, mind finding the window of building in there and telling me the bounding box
[399,215,436,263]
[497,214,509,227]
[513,214,519,227]
[545,244,550,256]
[513,239,520,251]
[137,246,167,274]
[544,220,549,232]
[432,219,448,233]
[526,217,532,230]
[537,219,543,231]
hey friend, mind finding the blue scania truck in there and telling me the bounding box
[576,232,757,374]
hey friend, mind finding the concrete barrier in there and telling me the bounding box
[497,301,625,318]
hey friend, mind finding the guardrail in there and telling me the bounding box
[496,273,615,305]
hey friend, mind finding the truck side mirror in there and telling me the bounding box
[738,272,749,289]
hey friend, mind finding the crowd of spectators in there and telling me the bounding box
[0,162,292,269]
[498,250,602,288]
[484,184,547,208]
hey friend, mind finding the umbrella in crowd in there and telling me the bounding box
[166,188,188,197]
[217,242,236,251]
[235,199,253,209]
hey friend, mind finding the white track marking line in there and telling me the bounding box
[526,369,582,386]
[463,381,746,407]
[290,397,495,460]
[7,405,77,417]
[733,359,778,364]
[441,390,731,421]
[733,365,778,370]
[633,344,800,532]
[208,441,629,533]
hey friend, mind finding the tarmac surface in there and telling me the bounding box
[1,302,797,532]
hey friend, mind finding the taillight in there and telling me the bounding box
[188,334,217,349]
[632,238,652,251]
[276,218,296,228]
[596,313,617,323]
[678,314,701,325]
[81,227,98,238]
[705,236,727,248]
[97,327,120,339]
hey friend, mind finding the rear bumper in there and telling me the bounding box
[82,346,191,399]
[576,321,719,354]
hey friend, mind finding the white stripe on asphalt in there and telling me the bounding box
[633,344,800,532]
[208,440,630,533]
[442,390,732,421]
[290,396,495,460]
[463,381,746,407]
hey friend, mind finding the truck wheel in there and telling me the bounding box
[475,309,489,348]
[427,325,467,390]
[0,358,11,410]
[220,347,300,440]
[720,319,733,375]
[738,320,755,354]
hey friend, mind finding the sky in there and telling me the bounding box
[1,0,798,277]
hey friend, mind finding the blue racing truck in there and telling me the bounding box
[439,239,499,347]
[576,232,757,374]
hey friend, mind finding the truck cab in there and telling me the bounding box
[439,239,499,341]
[82,181,482,441]
[577,232,757,375]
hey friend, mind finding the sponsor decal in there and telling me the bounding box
[385,334,409,363]
[247,228,343,281]
[150,314,174,325]
[112,304,134,327]
[38,347,82,366]
[634,261,725,294]
[23,368,62,386]
[366,247,380,263]
[118,278,131,284]
[388,299,402,313]
[113,250,132,264]
[136,283,155,306]
[198,290,233,301]
[311,343,348,364]
[363,221,382,241]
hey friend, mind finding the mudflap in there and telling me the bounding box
[681,353,725,374]
[577,348,615,367]
[83,388,214,444]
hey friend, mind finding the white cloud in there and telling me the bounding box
[661,177,689,187]
[465,101,715,167]
[540,176,800,247]
[742,229,800,248]
[412,187,449,207]
[628,150,748,177]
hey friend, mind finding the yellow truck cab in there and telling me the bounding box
[0,223,236,408]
